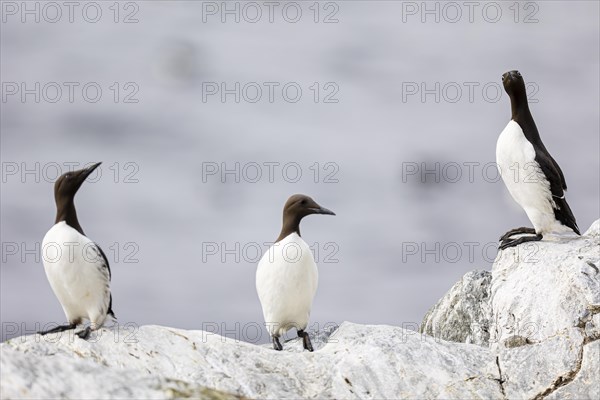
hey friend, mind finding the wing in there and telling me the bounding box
[554,157,567,190]
[534,149,580,234]
[548,153,568,191]
[94,243,111,280]
[93,243,116,318]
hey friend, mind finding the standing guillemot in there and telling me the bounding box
[39,162,115,339]
[496,70,580,250]
[256,194,335,351]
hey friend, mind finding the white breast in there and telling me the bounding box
[42,221,111,327]
[496,120,559,234]
[255,233,318,337]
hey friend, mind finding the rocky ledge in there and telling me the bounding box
[2,220,599,399]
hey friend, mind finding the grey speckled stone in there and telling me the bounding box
[420,270,492,346]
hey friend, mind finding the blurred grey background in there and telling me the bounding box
[1,0,599,342]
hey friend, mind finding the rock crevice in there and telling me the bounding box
[494,356,507,399]
[532,341,585,400]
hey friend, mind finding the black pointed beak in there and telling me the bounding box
[310,206,336,216]
[78,162,102,181]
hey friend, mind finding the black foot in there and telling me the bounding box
[298,329,314,352]
[38,323,76,336]
[75,327,92,340]
[499,234,543,250]
[500,227,537,241]
[272,336,283,351]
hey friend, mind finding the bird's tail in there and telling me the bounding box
[107,294,116,319]
[554,197,580,235]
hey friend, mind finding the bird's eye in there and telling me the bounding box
[65,173,71,179]
[301,199,307,205]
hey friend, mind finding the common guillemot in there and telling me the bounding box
[496,70,580,250]
[39,162,115,339]
[256,194,335,351]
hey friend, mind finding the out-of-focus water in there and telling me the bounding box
[1,1,599,342]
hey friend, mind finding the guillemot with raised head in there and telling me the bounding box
[256,194,335,351]
[496,70,580,250]
[39,162,115,339]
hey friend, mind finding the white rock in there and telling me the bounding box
[491,220,600,398]
[1,322,503,399]
[0,345,238,400]
[420,219,599,399]
[546,340,600,400]
[2,220,599,399]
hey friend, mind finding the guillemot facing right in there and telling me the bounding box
[39,162,115,339]
[496,70,580,250]
[256,194,335,351]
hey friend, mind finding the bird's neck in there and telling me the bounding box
[56,199,85,235]
[510,93,531,122]
[276,217,301,243]
[510,96,542,144]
